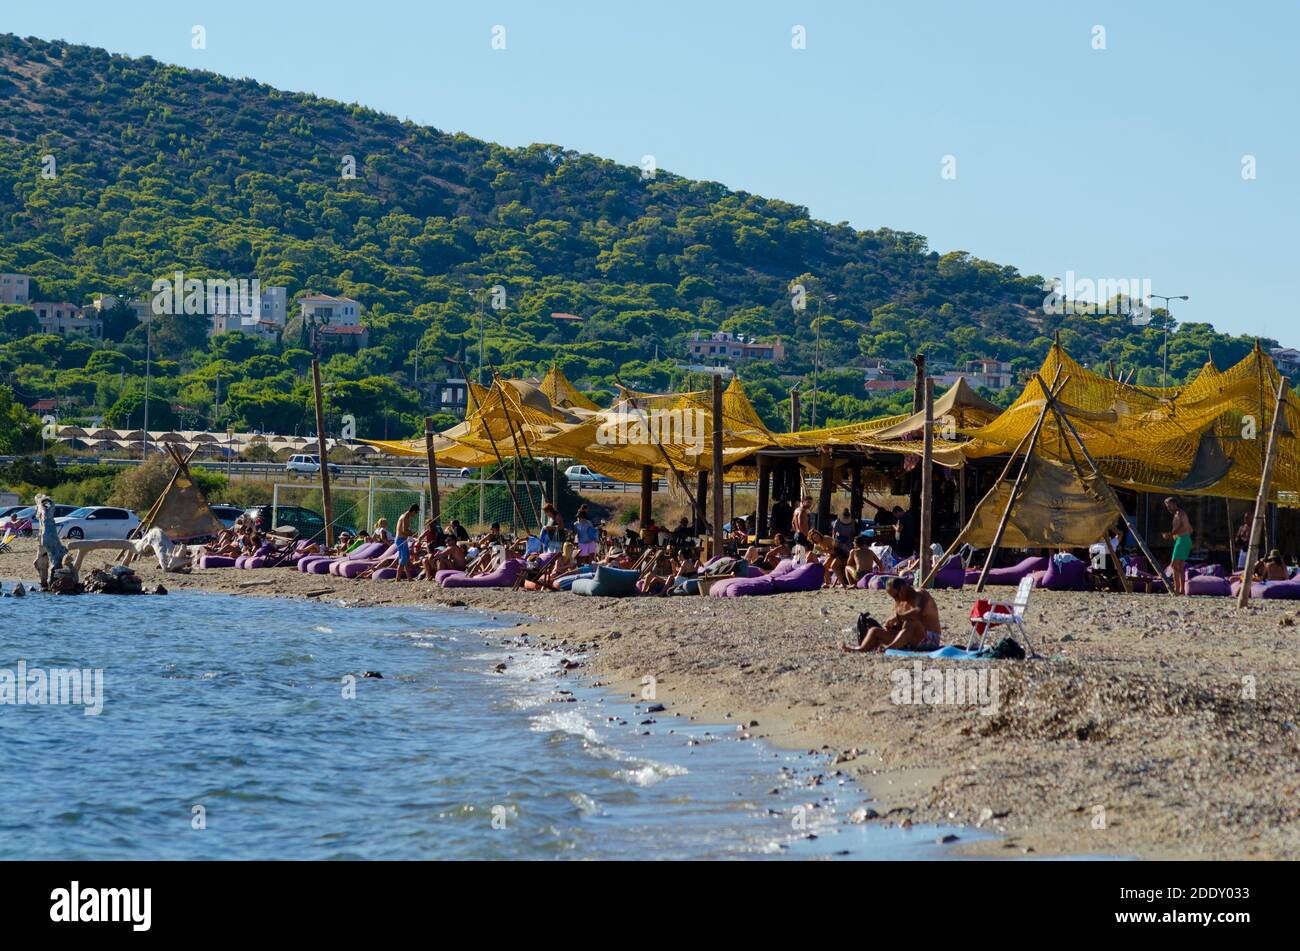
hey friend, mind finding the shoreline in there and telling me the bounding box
[4,539,1297,859]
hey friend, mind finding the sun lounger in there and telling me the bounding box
[965,555,1049,586]
[1036,555,1089,591]
[332,544,398,577]
[299,541,386,574]
[1187,575,1232,596]
[439,558,525,588]
[1231,578,1300,600]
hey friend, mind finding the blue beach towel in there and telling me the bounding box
[884,645,989,661]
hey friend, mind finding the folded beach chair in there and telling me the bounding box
[0,529,13,554]
[968,574,1035,655]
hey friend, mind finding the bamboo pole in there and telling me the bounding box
[711,374,725,556]
[974,372,1063,592]
[1238,377,1290,607]
[311,358,334,548]
[424,417,440,525]
[919,377,935,582]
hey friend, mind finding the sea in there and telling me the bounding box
[0,586,976,860]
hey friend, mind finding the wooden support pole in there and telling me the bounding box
[1238,377,1290,607]
[424,417,441,525]
[850,463,864,525]
[639,465,653,527]
[817,449,834,534]
[711,374,725,556]
[311,358,334,548]
[695,471,709,536]
[789,389,801,432]
[756,454,770,540]
[919,376,935,582]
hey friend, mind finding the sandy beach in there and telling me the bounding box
[5,537,1297,860]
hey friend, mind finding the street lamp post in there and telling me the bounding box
[810,292,836,428]
[1148,293,1189,387]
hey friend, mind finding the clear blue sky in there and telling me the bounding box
[9,0,1297,344]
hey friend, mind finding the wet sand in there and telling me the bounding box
[5,539,1297,860]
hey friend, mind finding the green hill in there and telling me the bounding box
[0,33,1271,442]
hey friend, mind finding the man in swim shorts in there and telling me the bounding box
[1163,496,1193,595]
[394,503,418,581]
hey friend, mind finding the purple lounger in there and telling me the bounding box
[300,542,386,575]
[929,559,966,590]
[440,558,525,588]
[710,574,776,597]
[1037,557,1089,591]
[198,554,238,569]
[966,555,1050,587]
[1231,578,1300,600]
[333,544,398,577]
[1187,575,1232,596]
[771,560,825,593]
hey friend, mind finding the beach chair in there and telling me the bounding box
[0,529,13,554]
[968,574,1035,655]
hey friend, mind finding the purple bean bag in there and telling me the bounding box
[771,560,825,593]
[711,573,777,597]
[966,555,1050,586]
[929,559,965,590]
[1037,556,1089,591]
[333,544,397,577]
[1232,578,1300,600]
[855,571,885,589]
[371,567,399,580]
[440,558,525,588]
[198,555,237,569]
[434,568,465,585]
[1187,575,1232,596]
[302,542,386,575]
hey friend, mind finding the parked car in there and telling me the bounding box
[564,464,613,483]
[241,504,353,542]
[0,505,26,521]
[55,506,142,541]
[285,454,342,476]
[210,504,246,529]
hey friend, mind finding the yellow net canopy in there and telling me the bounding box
[773,376,1002,467]
[963,343,1300,505]
[539,364,601,413]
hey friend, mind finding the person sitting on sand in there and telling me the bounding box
[1254,549,1290,581]
[842,577,943,653]
[844,536,883,586]
[807,530,845,586]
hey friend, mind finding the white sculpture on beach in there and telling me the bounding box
[33,494,68,590]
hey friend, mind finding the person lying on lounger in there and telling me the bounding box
[844,536,883,586]
[842,577,943,653]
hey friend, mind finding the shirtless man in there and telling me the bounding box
[844,536,883,585]
[792,495,813,547]
[394,504,418,581]
[843,577,942,652]
[1163,496,1193,595]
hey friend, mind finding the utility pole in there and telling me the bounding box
[142,297,152,459]
[311,358,335,548]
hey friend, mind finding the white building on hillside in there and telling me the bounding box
[0,273,31,305]
[33,302,102,338]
